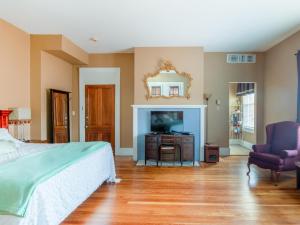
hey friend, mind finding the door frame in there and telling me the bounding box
[50,89,71,143]
[79,68,120,152]
[228,82,257,155]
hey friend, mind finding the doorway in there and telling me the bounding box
[229,82,256,155]
[50,89,70,143]
[79,67,120,154]
[85,85,115,152]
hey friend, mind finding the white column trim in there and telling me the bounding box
[133,106,138,161]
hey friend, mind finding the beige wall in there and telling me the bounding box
[71,53,134,148]
[134,47,204,105]
[0,19,30,109]
[40,51,73,140]
[204,53,264,147]
[264,30,300,127]
[30,35,88,140]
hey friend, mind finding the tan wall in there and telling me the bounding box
[264,30,300,127]
[61,36,89,65]
[30,34,88,140]
[204,53,264,147]
[0,19,30,109]
[40,51,73,140]
[71,53,134,148]
[134,47,204,105]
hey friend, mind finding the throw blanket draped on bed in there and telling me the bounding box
[0,141,108,217]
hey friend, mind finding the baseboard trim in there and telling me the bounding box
[229,139,253,150]
[116,148,133,156]
[220,147,230,157]
[229,139,240,145]
[241,140,253,150]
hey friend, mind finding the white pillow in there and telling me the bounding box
[0,128,24,148]
[0,140,17,155]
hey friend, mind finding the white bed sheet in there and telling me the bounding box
[0,142,116,225]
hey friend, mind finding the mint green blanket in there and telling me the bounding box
[0,141,108,217]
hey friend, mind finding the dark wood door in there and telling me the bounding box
[85,85,115,152]
[51,89,70,143]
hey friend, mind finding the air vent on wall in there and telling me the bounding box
[226,54,256,64]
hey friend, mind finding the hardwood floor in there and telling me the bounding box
[62,156,300,225]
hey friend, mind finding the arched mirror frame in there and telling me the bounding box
[143,60,193,100]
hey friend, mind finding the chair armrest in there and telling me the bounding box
[280,150,298,159]
[252,144,271,153]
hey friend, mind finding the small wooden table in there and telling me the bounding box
[296,162,300,189]
[205,143,220,163]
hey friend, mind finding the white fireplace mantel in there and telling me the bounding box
[131,104,207,161]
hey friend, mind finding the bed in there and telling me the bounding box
[0,129,116,225]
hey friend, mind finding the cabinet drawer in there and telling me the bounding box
[146,149,157,159]
[145,136,158,143]
[146,143,158,150]
[182,136,194,143]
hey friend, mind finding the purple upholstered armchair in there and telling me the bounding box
[247,121,300,184]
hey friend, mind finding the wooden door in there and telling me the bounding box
[85,85,115,152]
[51,89,70,143]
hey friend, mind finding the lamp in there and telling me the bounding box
[8,108,31,141]
[203,93,212,144]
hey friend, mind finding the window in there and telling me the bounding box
[151,86,161,96]
[169,86,179,96]
[242,93,255,132]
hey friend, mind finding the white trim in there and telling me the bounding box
[241,140,253,150]
[229,139,253,150]
[200,106,206,161]
[133,106,138,161]
[229,139,240,145]
[79,67,121,153]
[220,147,230,156]
[132,105,207,109]
[116,148,133,156]
[132,104,206,161]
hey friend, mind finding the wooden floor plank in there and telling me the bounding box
[62,156,300,225]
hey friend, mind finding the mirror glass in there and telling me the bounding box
[144,61,192,99]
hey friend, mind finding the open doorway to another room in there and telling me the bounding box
[229,82,256,156]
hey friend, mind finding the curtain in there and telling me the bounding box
[236,83,255,96]
[297,51,300,122]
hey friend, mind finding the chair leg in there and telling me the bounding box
[247,163,251,176]
[274,171,280,186]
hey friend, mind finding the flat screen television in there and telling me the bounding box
[151,111,183,133]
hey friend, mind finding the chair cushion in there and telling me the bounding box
[280,150,298,158]
[271,122,298,154]
[249,152,283,165]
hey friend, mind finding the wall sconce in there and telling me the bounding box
[203,93,212,144]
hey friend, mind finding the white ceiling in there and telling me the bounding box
[1,0,300,53]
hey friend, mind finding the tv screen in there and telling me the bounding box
[151,111,183,133]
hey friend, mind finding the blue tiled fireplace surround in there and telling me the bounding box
[136,107,203,162]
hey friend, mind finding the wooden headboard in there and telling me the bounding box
[0,110,13,129]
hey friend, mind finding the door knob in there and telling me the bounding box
[85,126,88,128]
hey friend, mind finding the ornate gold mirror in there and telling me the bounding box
[144,60,192,99]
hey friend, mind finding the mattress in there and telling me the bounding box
[0,142,116,225]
